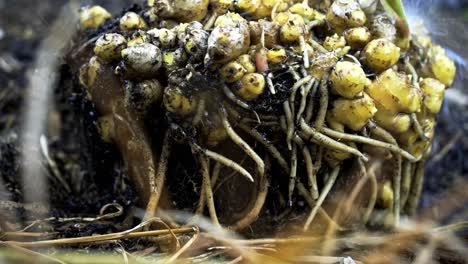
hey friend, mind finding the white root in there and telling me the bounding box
[222,114,265,178]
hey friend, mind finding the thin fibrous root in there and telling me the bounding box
[222,112,265,177]
[305,81,319,123]
[288,144,298,205]
[222,84,250,110]
[411,113,429,141]
[307,19,326,30]
[283,102,294,150]
[406,160,425,216]
[314,80,329,129]
[303,166,341,231]
[345,54,361,65]
[303,145,319,200]
[192,148,206,215]
[405,57,420,88]
[229,156,269,231]
[335,46,351,57]
[202,148,254,182]
[309,37,328,53]
[260,26,266,49]
[299,119,368,161]
[245,119,279,127]
[211,162,222,188]
[237,123,289,173]
[289,66,301,82]
[203,12,217,30]
[212,156,249,194]
[292,135,319,200]
[144,130,171,220]
[279,118,318,199]
[400,160,412,209]
[322,125,418,162]
[257,113,279,121]
[198,155,220,227]
[280,115,287,131]
[300,66,308,79]
[225,105,260,126]
[297,79,315,123]
[290,75,313,115]
[368,124,402,226]
[405,58,427,142]
[195,174,207,215]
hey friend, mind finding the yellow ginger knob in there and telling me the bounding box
[330,61,370,99]
[364,38,400,72]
